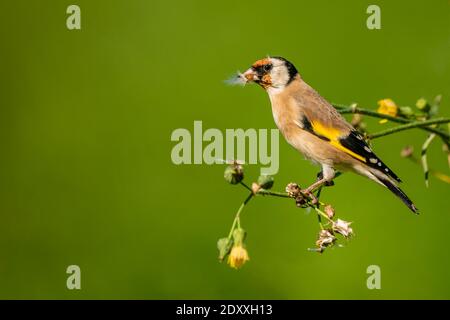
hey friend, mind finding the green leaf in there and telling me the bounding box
[232,228,246,245]
[217,238,233,262]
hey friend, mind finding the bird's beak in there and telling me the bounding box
[242,68,259,83]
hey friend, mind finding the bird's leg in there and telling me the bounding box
[302,166,336,203]
[316,171,334,186]
[298,179,325,205]
[302,178,328,196]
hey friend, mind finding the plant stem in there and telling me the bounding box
[334,103,408,122]
[257,189,291,198]
[313,206,334,224]
[369,118,450,140]
[315,187,324,229]
[227,192,254,240]
[248,172,342,202]
[333,103,450,141]
[240,181,252,192]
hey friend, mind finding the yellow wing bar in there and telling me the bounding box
[311,121,366,162]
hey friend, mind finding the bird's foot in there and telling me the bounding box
[298,189,318,206]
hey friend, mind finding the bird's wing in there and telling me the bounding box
[299,115,401,182]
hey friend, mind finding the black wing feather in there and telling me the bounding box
[339,131,402,182]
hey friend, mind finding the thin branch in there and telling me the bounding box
[257,189,291,198]
[255,172,343,200]
[334,103,406,122]
[226,192,254,240]
[421,134,436,188]
[239,181,252,192]
[333,103,450,141]
[314,206,334,224]
[368,118,450,140]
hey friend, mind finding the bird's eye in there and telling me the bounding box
[263,64,273,72]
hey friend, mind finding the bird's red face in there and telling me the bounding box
[242,58,274,89]
[242,57,298,90]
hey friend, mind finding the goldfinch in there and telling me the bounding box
[236,56,418,213]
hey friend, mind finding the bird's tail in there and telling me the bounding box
[376,175,419,214]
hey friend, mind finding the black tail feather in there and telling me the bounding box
[377,177,419,214]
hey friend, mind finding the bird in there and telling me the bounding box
[234,56,418,213]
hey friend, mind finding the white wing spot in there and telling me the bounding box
[364,146,372,153]
[369,158,378,164]
[378,162,382,167]
[385,168,389,172]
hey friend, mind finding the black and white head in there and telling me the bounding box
[241,56,299,90]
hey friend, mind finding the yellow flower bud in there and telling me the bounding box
[416,98,430,112]
[377,99,398,123]
[227,244,250,269]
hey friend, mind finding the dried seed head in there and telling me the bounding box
[257,175,274,190]
[316,229,336,251]
[324,205,335,219]
[286,183,301,198]
[332,219,354,238]
[295,196,308,207]
[224,162,244,184]
[401,146,414,158]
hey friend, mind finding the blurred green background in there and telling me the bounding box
[0,0,449,299]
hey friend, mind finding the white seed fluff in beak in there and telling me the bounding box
[224,71,248,86]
